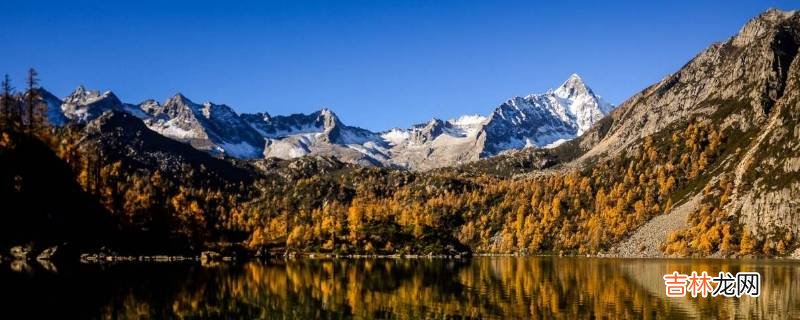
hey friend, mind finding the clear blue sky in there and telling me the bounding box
[0,1,796,131]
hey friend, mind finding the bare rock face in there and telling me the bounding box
[568,9,800,253]
[143,93,266,158]
[579,9,800,162]
[61,86,126,123]
[729,27,800,241]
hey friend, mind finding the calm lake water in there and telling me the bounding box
[2,256,799,319]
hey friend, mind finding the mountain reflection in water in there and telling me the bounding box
[2,257,799,319]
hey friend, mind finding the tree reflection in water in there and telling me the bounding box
[3,257,800,319]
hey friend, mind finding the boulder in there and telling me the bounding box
[36,246,59,261]
[10,260,32,273]
[10,245,33,260]
[200,251,222,263]
[36,259,58,273]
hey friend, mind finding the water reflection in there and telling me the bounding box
[2,257,800,319]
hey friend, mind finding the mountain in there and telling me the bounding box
[141,93,265,158]
[478,73,613,156]
[578,9,799,161]
[560,8,800,256]
[254,73,611,170]
[83,110,256,185]
[46,88,265,159]
[60,86,126,123]
[381,74,613,169]
[243,108,391,166]
[37,88,68,126]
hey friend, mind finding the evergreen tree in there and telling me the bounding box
[25,68,40,134]
[1,74,11,129]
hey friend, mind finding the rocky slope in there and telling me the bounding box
[245,108,392,166]
[141,93,265,158]
[577,9,798,161]
[568,8,800,256]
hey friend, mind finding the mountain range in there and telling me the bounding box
[4,8,798,260]
[38,73,613,169]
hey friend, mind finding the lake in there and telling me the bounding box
[2,256,799,319]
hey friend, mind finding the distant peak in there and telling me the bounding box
[734,8,798,47]
[761,7,795,18]
[65,85,104,102]
[69,85,93,97]
[554,73,592,99]
[562,73,586,87]
[317,108,339,120]
[313,108,341,130]
[752,7,797,24]
[166,92,193,105]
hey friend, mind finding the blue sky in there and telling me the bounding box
[0,1,796,131]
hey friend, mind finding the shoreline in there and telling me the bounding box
[68,252,800,264]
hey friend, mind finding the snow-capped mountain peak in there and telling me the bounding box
[478,74,614,156]
[139,99,161,115]
[61,86,125,123]
[451,114,488,127]
[556,74,613,134]
[64,86,119,105]
[164,92,194,109]
[554,73,591,100]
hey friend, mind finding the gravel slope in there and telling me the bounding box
[606,194,701,258]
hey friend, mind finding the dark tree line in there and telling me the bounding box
[0,68,46,134]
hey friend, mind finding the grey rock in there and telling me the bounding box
[200,251,222,263]
[36,246,59,261]
[10,260,32,273]
[10,245,32,260]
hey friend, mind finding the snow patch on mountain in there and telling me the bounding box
[217,141,262,159]
[381,129,411,146]
[61,86,125,123]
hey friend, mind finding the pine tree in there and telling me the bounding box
[25,68,40,134]
[1,74,11,129]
